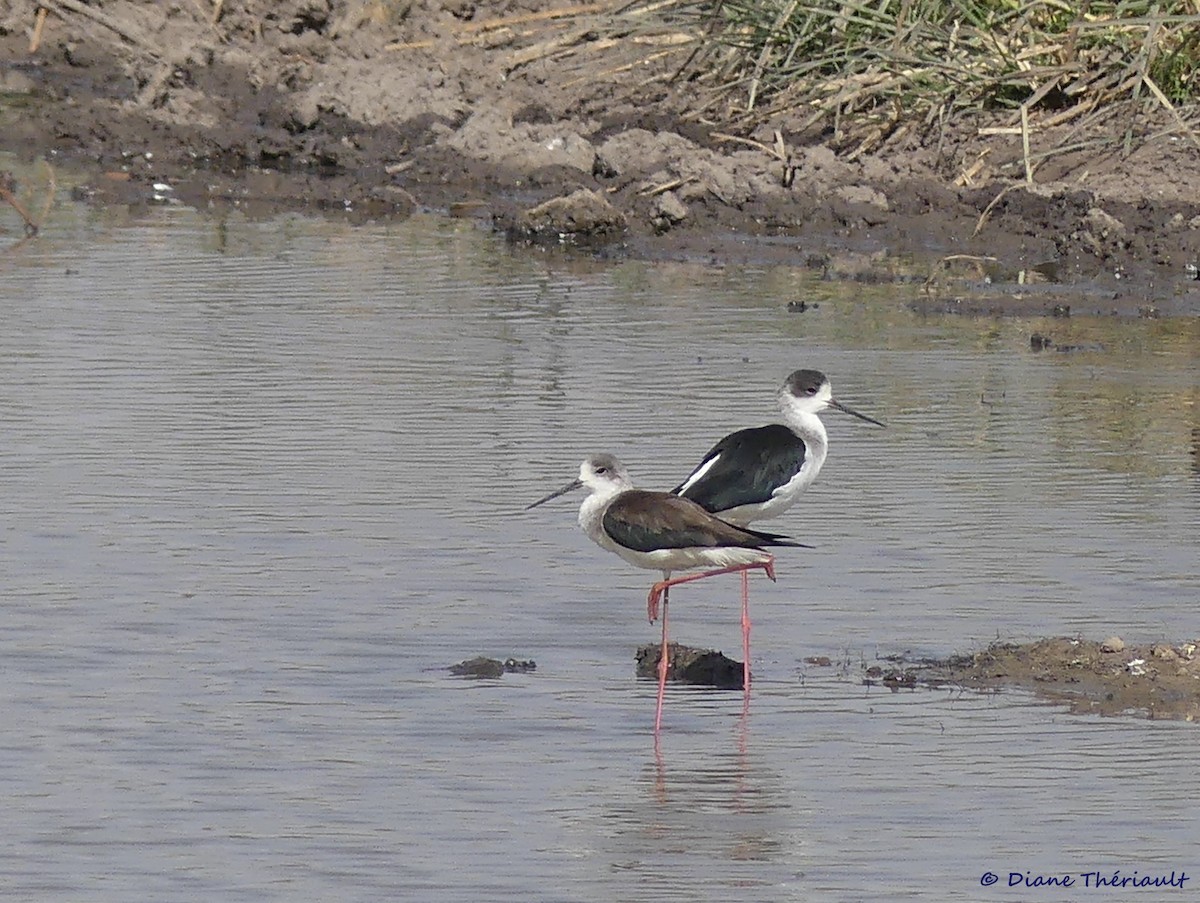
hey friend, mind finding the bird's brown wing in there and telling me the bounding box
[603,490,797,552]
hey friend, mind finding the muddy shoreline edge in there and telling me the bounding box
[2,2,1199,316]
[897,637,1200,722]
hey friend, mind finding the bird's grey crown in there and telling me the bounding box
[585,453,623,476]
[784,368,829,398]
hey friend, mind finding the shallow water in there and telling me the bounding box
[1,201,1198,901]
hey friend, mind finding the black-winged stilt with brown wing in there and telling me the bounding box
[527,454,807,733]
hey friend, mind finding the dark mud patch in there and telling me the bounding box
[903,637,1200,721]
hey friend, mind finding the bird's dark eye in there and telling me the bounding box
[596,467,608,474]
[806,386,817,395]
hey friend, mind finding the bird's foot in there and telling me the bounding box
[761,557,777,582]
[646,585,664,623]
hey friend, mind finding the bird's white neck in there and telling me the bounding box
[781,400,830,458]
[578,481,626,546]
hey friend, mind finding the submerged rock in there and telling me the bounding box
[449,656,537,678]
[635,642,744,689]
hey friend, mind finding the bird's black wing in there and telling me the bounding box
[672,424,807,514]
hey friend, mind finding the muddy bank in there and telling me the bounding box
[868,637,1200,721]
[2,1,1199,315]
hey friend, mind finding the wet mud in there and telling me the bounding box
[1,1,1198,315]
[874,638,1200,721]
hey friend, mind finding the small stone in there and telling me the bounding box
[510,188,627,241]
[1084,206,1127,240]
[653,191,688,226]
[592,153,619,179]
[0,70,36,94]
[1150,644,1180,661]
[291,95,321,130]
[834,183,890,211]
[538,133,596,173]
[1100,636,1126,653]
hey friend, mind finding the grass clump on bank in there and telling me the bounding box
[674,0,1200,161]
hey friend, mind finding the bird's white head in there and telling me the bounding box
[526,453,635,510]
[778,368,885,427]
[778,369,834,417]
[576,453,634,496]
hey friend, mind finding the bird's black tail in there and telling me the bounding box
[737,523,814,549]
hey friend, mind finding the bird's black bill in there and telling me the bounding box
[525,478,583,510]
[830,399,886,428]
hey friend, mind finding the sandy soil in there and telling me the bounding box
[2,1,1198,718]
[2,0,1199,315]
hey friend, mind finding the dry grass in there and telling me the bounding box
[667,0,1200,159]
[387,0,1199,167]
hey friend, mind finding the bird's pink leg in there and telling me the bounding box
[646,557,775,624]
[645,556,777,733]
[741,567,751,692]
[654,586,669,735]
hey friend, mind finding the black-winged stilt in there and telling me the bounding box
[673,369,883,526]
[526,453,806,732]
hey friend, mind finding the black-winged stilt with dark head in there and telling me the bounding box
[526,453,806,732]
[673,369,884,526]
